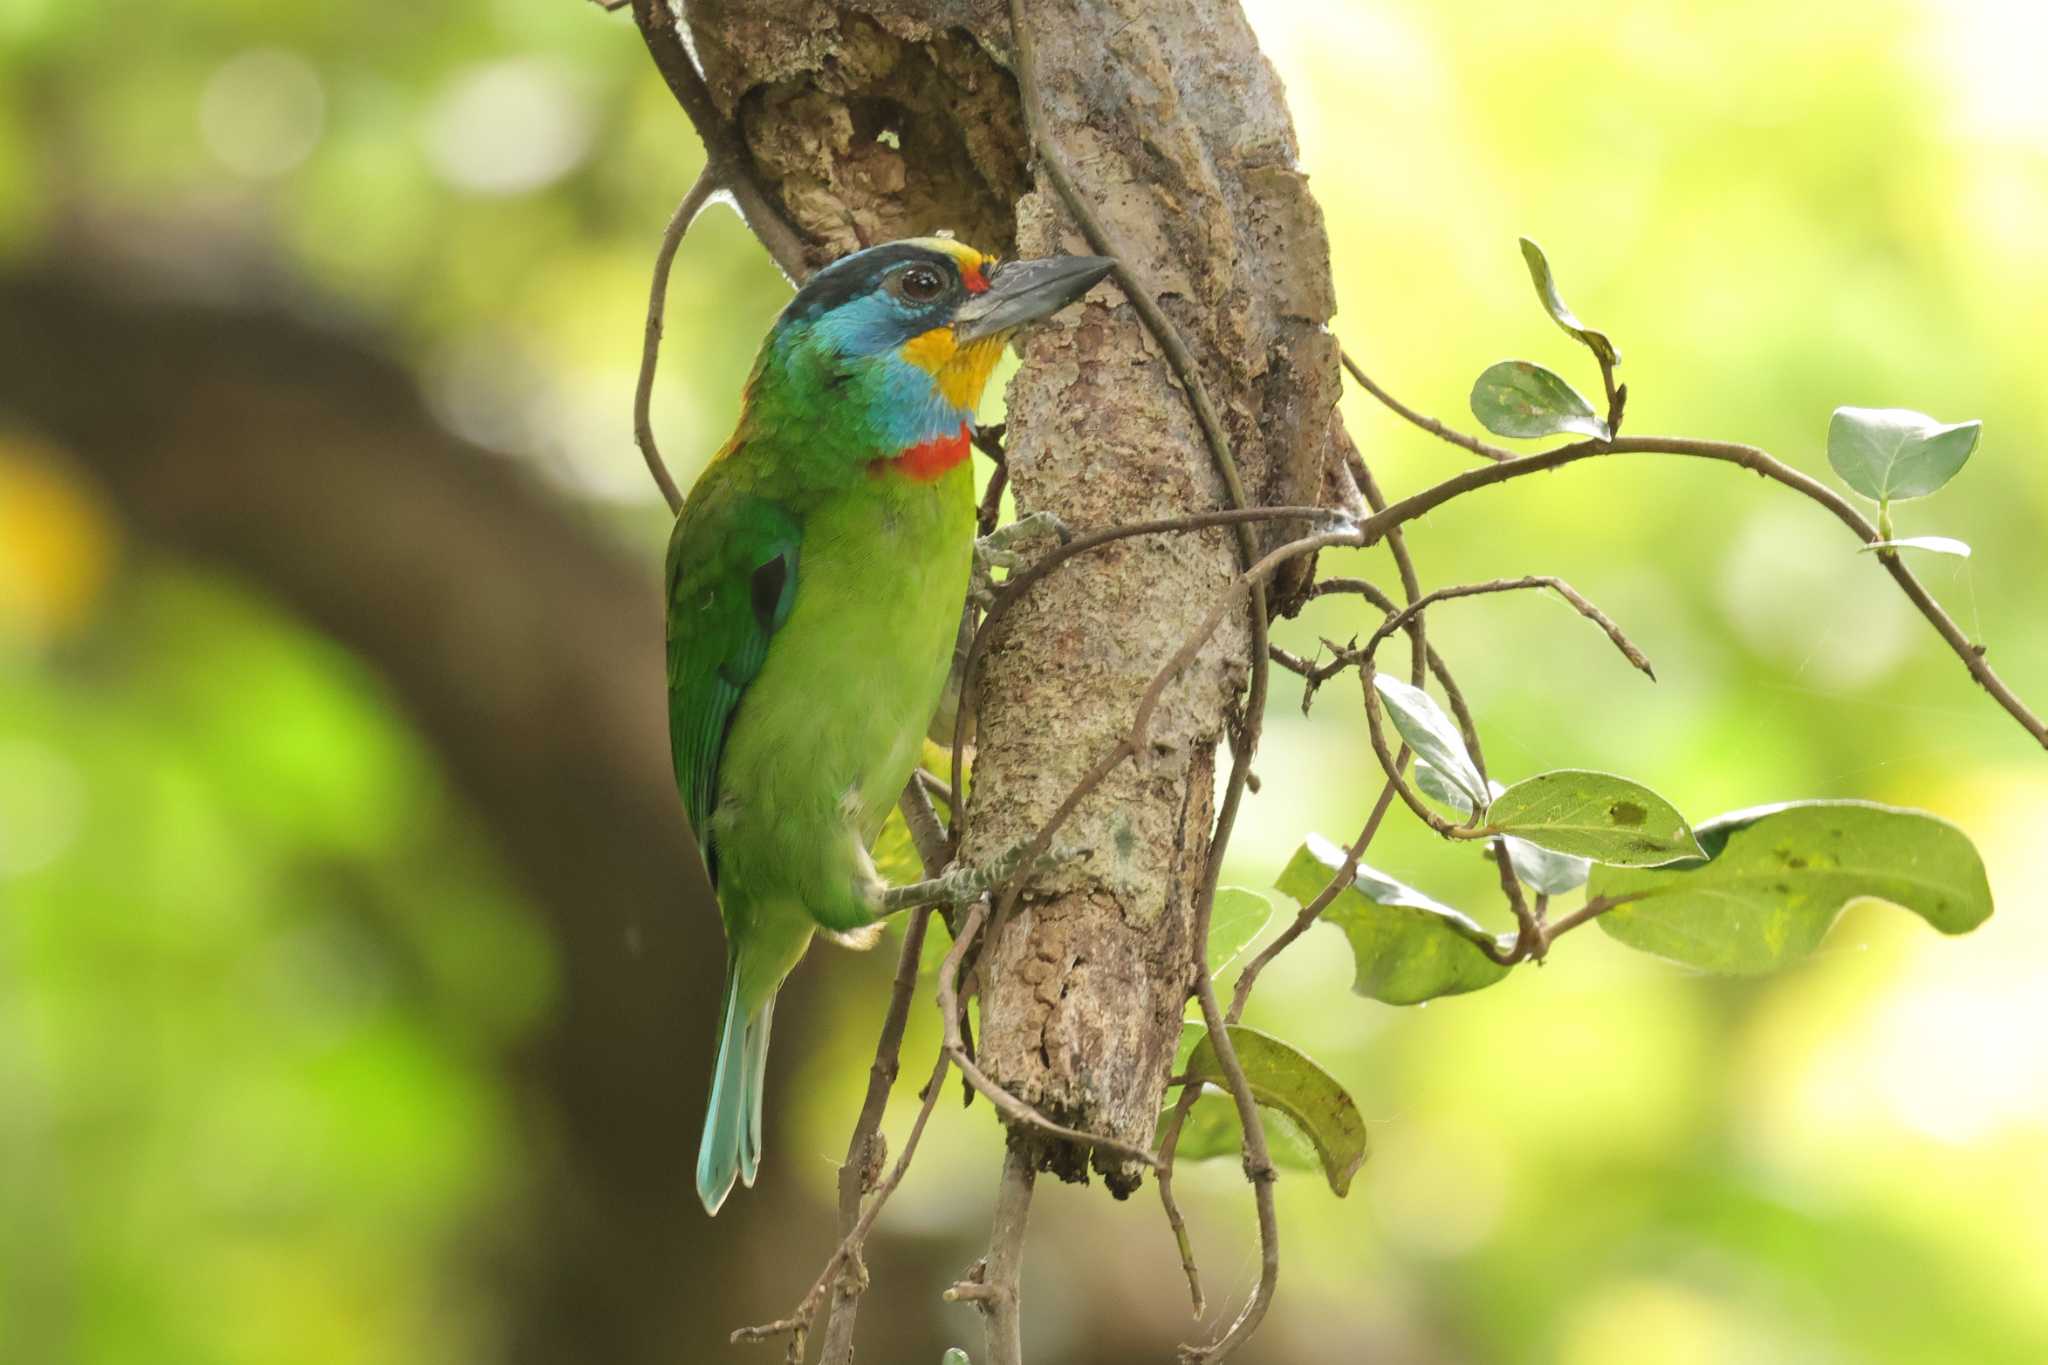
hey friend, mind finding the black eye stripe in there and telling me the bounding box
[784,244,964,321]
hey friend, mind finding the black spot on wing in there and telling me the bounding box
[750,554,790,633]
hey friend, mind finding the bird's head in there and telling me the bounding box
[750,237,1115,456]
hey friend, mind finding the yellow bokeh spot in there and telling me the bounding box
[0,434,117,644]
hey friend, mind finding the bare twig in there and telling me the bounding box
[1341,349,1511,463]
[1544,891,1646,942]
[1345,429,2048,749]
[946,1141,1038,1365]
[1359,576,1656,683]
[814,904,936,1362]
[627,0,811,280]
[899,777,953,876]
[634,167,715,514]
[732,1045,952,1359]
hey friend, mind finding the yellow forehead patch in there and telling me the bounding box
[901,326,1006,411]
[900,236,993,276]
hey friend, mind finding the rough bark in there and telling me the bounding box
[679,0,1343,1190]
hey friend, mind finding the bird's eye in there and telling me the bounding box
[896,265,946,302]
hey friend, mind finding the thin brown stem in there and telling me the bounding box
[1359,576,1656,684]
[627,0,811,280]
[947,1141,1038,1365]
[1348,432,2047,749]
[634,167,715,513]
[815,904,935,1362]
[1341,348,1511,463]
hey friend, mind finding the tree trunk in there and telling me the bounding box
[681,0,1343,1189]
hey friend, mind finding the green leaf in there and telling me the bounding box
[1518,236,1619,366]
[1373,674,1488,812]
[1277,836,1510,1005]
[1207,886,1275,977]
[1162,1090,1321,1175]
[1470,360,1610,442]
[1858,536,1971,558]
[1501,836,1591,895]
[1416,767,1585,892]
[1413,759,1503,817]
[1180,1025,1369,1196]
[1827,406,1981,502]
[1486,769,1702,866]
[1592,801,1993,974]
[942,1351,972,1365]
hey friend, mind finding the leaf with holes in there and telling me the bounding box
[1180,1025,1368,1196]
[1277,835,1510,1005]
[1486,769,1702,866]
[1827,407,1981,502]
[1519,236,1619,366]
[1470,360,1610,442]
[1592,801,1992,974]
[1373,674,1489,812]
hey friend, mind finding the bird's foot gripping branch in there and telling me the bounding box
[878,840,1092,917]
[597,2,2043,1363]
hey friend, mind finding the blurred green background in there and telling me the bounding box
[3,1,2046,1362]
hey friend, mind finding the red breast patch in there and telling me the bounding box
[871,424,972,481]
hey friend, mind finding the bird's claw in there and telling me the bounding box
[973,511,1074,572]
[879,839,1092,915]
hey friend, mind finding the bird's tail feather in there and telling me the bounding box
[696,962,775,1216]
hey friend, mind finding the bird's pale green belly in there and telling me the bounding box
[710,462,973,970]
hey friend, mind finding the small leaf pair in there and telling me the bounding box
[1467,238,1616,443]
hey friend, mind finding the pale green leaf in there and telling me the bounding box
[1502,835,1591,895]
[1518,236,1619,365]
[1593,801,1993,974]
[1486,769,1702,866]
[1414,759,1503,817]
[1180,1025,1368,1196]
[1470,360,1610,442]
[1207,886,1275,977]
[1162,1090,1320,1175]
[1827,406,1981,502]
[1858,536,1971,558]
[1373,675,1488,812]
[1277,835,1510,1005]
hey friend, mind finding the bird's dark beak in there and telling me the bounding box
[952,254,1116,343]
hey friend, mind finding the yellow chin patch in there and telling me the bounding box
[901,325,1007,412]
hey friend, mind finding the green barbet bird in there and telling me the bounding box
[667,237,1113,1215]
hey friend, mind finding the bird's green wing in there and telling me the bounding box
[665,482,802,886]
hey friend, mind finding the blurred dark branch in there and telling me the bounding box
[0,253,964,1365]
